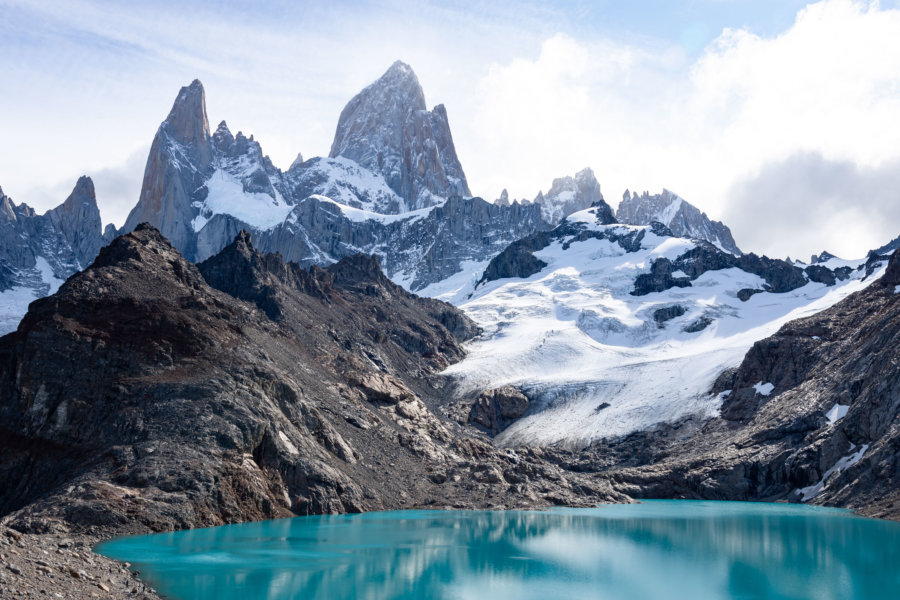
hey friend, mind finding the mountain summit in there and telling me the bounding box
[329,61,470,211]
[122,79,216,255]
[617,189,741,255]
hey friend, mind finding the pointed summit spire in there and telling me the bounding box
[47,175,104,267]
[164,79,212,166]
[65,175,96,207]
[122,79,215,255]
[329,61,470,211]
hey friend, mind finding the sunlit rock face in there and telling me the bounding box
[329,61,470,212]
[617,188,741,255]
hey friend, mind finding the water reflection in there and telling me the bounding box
[96,501,900,600]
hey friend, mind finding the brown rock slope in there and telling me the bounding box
[0,224,626,537]
[604,248,900,519]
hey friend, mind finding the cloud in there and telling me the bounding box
[465,0,900,258]
[90,147,149,228]
[723,152,900,260]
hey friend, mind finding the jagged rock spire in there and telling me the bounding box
[329,61,470,211]
[165,79,213,166]
[122,79,214,256]
[47,176,104,267]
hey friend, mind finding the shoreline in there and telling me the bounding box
[3,498,896,599]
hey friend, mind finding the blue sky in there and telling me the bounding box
[1,0,900,258]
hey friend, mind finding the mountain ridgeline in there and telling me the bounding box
[116,63,554,291]
[0,225,625,535]
[1,61,749,334]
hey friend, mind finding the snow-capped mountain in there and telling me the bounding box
[442,205,881,448]
[0,177,113,334]
[617,188,741,255]
[532,168,611,225]
[492,168,610,226]
[329,60,470,212]
[119,66,552,290]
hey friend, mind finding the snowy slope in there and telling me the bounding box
[0,257,66,335]
[443,208,880,448]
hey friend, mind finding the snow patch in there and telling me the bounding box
[310,195,434,225]
[825,404,849,425]
[894,284,900,295]
[797,443,869,502]
[193,169,294,232]
[753,382,775,396]
[0,258,66,335]
[411,258,492,304]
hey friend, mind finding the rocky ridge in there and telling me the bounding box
[115,69,552,294]
[476,203,834,298]
[0,225,627,540]
[0,177,113,334]
[589,247,900,520]
[617,189,741,255]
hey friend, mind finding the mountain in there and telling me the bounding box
[604,246,900,520]
[0,225,625,535]
[533,168,611,225]
[329,61,470,211]
[446,206,874,448]
[617,189,741,255]
[0,177,112,334]
[121,80,294,260]
[118,68,549,292]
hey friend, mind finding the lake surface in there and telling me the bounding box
[96,501,900,599]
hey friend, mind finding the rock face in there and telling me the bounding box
[329,61,470,211]
[252,194,549,292]
[469,387,531,435]
[122,80,216,256]
[115,70,547,292]
[598,248,900,520]
[630,243,847,297]
[534,168,610,225]
[0,226,627,535]
[0,177,111,334]
[617,189,741,255]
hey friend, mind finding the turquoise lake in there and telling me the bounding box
[96,500,900,599]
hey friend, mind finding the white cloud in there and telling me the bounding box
[723,152,900,260]
[465,0,900,258]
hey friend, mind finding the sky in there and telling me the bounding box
[1,0,900,260]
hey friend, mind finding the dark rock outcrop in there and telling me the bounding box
[632,244,816,296]
[0,226,626,536]
[653,305,686,326]
[469,387,531,435]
